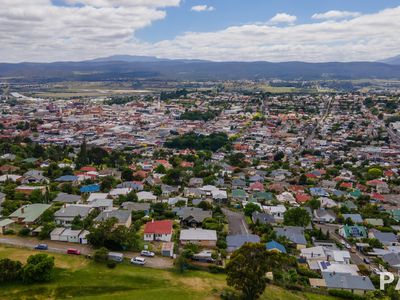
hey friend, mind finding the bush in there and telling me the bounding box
[21,254,55,283]
[220,288,241,300]
[4,229,14,235]
[328,289,364,300]
[0,258,22,283]
[18,227,31,236]
[106,261,117,269]
[93,247,109,263]
[208,265,225,274]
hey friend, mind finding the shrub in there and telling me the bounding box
[106,261,117,269]
[93,247,109,263]
[328,289,364,300]
[18,227,31,236]
[208,265,225,274]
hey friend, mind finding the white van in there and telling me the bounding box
[131,256,146,265]
[108,252,124,262]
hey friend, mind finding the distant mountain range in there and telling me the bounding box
[1,55,400,82]
[380,55,400,65]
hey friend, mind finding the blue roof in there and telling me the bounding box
[80,184,100,193]
[266,240,286,253]
[55,175,78,182]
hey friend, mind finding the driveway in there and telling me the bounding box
[222,208,249,235]
[0,236,173,269]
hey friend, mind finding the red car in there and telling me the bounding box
[67,248,81,255]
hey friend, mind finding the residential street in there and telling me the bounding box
[222,208,249,235]
[0,236,173,269]
[314,223,374,268]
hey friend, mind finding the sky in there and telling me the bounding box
[0,0,399,63]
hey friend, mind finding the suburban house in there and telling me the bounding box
[176,207,212,227]
[15,185,46,196]
[339,225,367,239]
[54,205,93,227]
[9,204,51,225]
[144,220,173,242]
[94,210,132,228]
[52,192,81,204]
[318,272,375,295]
[275,226,307,249]
[226,234,260,252]
[266,240,287,253]
[252,211,275,225]
[369,230,399,246]
[180,228,217,247]
[50,227,89,244]
[0,219,15,234]
[137,191,157,202]
[314,209,336,223]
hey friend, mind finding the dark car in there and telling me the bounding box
[34,244,48,250]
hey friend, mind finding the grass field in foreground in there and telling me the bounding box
[0,245,339,300]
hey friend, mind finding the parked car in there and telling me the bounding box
[140,250,155,257]
[363,257,370,264]
[67,248,81,255]
[108,252,124,262]
[34,244,48,250]
[131,256,146,265]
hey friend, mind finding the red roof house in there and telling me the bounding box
[144,220,173,242]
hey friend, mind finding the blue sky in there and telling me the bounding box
[136,0,400,42]
[1,0,400,62]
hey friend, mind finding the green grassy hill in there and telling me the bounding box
[0,245,338,300]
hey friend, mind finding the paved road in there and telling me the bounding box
[222,208,249,235]
[298,97,333,153]
[0,236,173,269]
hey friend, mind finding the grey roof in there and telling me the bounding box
[323,272,375,291]
[95,210,131,224]
[252,211,275,224]
[54,205,92,218]
[315,209,336,219]
[176,207,212,223]
[53,193,81,203]
[382,253,400,267]
[373,231,398,244]
[180,229,217,241]
[121,202,150,211]
[227,234,260,252]
[275,226,307,245]
[343,214,363,223]
[232,178,246,187]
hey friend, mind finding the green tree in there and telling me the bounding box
[307,198,321,210]
[226,243,269,300]
[367,168,383,180]
[93,247,109,263]
[121,168,134,181]
[283,208,311,227]
[0,258,22,283]
[21,254,55,283]
[244,203,261,217]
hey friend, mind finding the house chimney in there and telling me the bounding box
[21,207,25,214]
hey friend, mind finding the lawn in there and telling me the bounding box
[0,245,339,300]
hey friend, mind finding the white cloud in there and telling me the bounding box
[312,10,361,20]
[145,6,400,62]
[269,13,297,24]
[191,5,215,12]
[0,2,399,63]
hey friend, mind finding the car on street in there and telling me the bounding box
[131,256,146,265]
[34,244,48,250]
[363,257,370,264]
[140,250,155,257]
[67,248,81,255]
